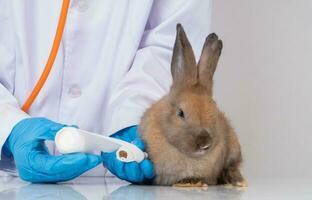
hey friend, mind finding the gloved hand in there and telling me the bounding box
[102,126,155,184]
[3,117,102,183]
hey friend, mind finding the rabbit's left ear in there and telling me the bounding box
[171,24,197,88]
[198,33,223,96]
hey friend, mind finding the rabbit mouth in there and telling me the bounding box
[190,142,213,157]
[192,148,209,157]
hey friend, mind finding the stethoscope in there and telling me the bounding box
[22,0,70,112]
[21,0,147,163]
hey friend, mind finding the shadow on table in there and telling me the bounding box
[105,184,245,200]
[0,184,87,200]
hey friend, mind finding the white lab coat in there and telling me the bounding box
[0,0,211,176]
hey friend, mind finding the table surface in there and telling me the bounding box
[0,176,311,200]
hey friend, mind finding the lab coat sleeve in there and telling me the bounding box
[106,0,212,134]
[0,1,29,159]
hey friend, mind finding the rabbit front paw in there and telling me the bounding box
[173,178,208,188]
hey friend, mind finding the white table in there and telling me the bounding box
[0,177,311,200]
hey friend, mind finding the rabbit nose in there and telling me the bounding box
[196,131,212,150]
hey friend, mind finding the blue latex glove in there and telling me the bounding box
[102,126,155,184]
[3,117,102,183]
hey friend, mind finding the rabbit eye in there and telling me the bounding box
[177,108,185,119]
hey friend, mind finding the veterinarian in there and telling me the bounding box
[0,1,211,183]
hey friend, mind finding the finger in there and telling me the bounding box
[35,118,66,132]
[58,153,102,181]
[124,162,144,183]
[111,126,137,141]
[110,133,122,140]
[102,152,127,180]
[131,138,145,151]
[44,125,66,141]
[139,159,155,179]
[43,124,78,141]
[127,126,140,141]
[29,151,102,178]
[34,118,67,141]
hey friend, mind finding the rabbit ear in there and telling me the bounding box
[198,33,223,95]
[171,24,197,88]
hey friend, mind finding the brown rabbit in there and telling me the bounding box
[139,24,247,187]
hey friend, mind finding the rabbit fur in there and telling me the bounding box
[139,24,246,187]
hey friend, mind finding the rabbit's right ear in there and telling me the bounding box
[171,24,197,88]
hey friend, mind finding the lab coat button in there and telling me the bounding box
[77,0,89,12]
[68,85,82,98]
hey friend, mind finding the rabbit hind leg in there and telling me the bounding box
[218,167,248,187]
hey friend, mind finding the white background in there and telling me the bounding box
[211,0,312,179]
